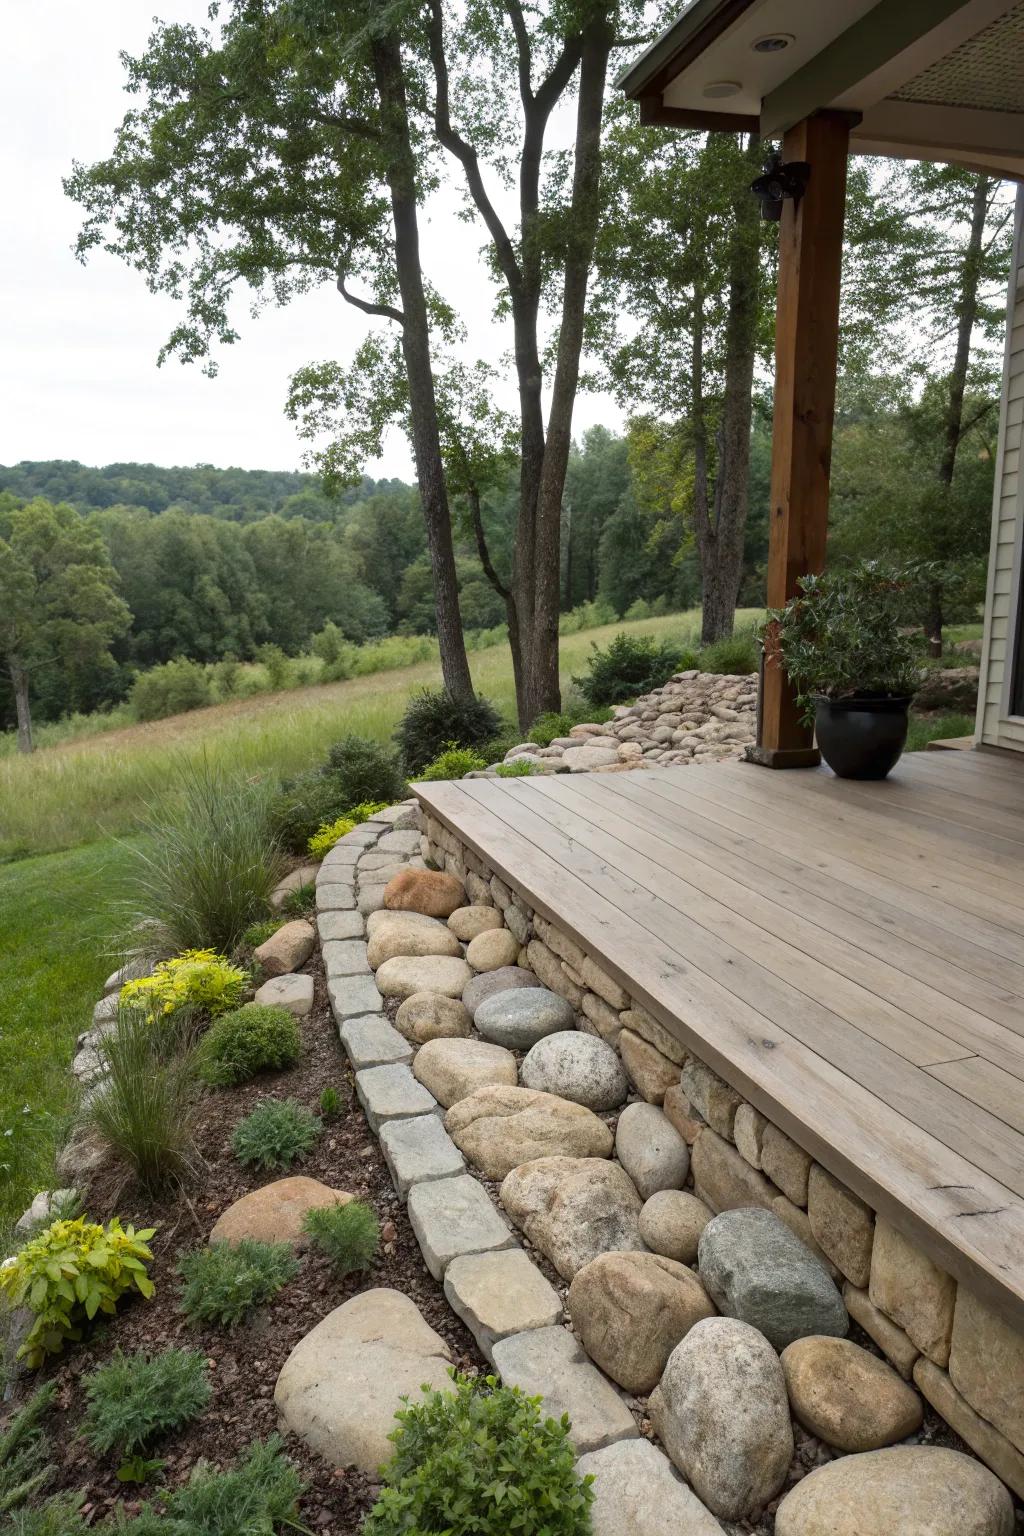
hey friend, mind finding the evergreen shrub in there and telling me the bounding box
[395,688,503,772]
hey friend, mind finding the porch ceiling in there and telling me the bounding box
[618,0,1024,179]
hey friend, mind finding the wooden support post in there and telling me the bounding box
[749,111,852,769]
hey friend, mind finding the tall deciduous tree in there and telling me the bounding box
[65,0,476,700]
[595,123,769,643]
[0,496,131,752]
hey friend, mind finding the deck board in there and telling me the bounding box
[416,752,1024,1328]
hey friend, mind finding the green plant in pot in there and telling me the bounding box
[764,564,918,779]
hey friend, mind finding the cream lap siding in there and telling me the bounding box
[978,186,1024,752]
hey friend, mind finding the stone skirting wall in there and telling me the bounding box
[421,808,1024,1500]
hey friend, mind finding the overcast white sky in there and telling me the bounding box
[0,2,620,480]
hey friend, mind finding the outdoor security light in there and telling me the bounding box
[750,152,811,222]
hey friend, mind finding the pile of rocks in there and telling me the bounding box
[301,827,1014,1536]
[494,670,758,775]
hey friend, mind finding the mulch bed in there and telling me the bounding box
[14,947,486,1533]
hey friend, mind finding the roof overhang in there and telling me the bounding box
[618,0,1024,180]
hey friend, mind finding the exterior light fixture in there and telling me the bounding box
[703,79,742,98]
[752,34,794,52]
[750,151,811,221]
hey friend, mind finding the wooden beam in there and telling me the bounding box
[639,97,758,133]
[750,112,851,770]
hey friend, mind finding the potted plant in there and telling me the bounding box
[763,564,918,779]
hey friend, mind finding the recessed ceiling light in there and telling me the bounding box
[703,80,743,98]
[753,33,794,52]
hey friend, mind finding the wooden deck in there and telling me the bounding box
[416,748,1024,1329]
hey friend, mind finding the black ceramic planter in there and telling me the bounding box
[814,694,912,780]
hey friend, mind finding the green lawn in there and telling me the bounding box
[0,840,140,1239]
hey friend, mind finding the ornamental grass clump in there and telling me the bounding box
[122,758,286,954]
[85,1005,199,1192]
[121,950,248,1019]
[302,1200,378,1276]
[231,1099,321,1170]
[80,1347,211,1470]
[0,1382,56,1514]
[177,1240,298,1329]
[0,1217,155,1368]
[197,1005,300,1087]
[364,1372,594,1536]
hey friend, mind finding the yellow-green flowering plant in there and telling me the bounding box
[307,799,389,859]
[121,949,248,1018]
[0,1217,156,1367]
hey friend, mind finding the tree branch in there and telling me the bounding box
[336,272,403,323]
[468,483,510,600]
[309,108,381,140]
[502,0,534,107]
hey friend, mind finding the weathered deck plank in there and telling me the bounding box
[416,754,1024,1329]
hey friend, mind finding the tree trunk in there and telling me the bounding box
[925,582,945,661]
[10,658,33,754]
[527,18,612,724]
[371,33,475,702]
[696,134,762,645]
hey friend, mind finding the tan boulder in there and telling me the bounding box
[384,868,465,918]
[500,1155,644,1281]
[445,1084,612,1179]
[465,928,520,972]
[412,1037,517,1108]
[366,912,461,968]
[619,1029,679,1103]
[639,1189,713,1264]
[448,905,503,941]
[568,1251,715,1393]
[773,1446,1014,1536]
[869,1217,956,1365]
[395,991,472,1044]
[781,1335,923,1451]
[374,954,472,1000]
[209,1176,352,1247]
[253,919,315,978]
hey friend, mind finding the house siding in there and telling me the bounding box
[978,186,1024,751]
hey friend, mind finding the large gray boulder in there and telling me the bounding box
[774,1446,1014,1536]
[651,1316,793,1522]
[474,988,575,1050]
[500,1155,644,1280]
[614,1103,689,1200]
[698,1207,848,1351]
[521,1030,628,1111]
[462,966,543,1018]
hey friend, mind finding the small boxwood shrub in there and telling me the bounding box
[364,1372,593,1536]
[197,1005,300,1087]
[121,950,248,1020]
[418,745,487,781]
[0,1218,155,1368]
[395,688,503,772]
[177,1240,298,1329]
[231,1099,321,1170]
[302,1201,378,1275]
[572,632,688,706]
[80,1347,211,1461]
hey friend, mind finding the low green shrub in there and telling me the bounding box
[280,882,317,916]
[80,1347,211,1463]
[418,745,488,781]
[319,1085,341,1119]
[177,1239,298,1329]
[395,688,503,772]
[122,759,286,954]
[573,632,687,707]
[494,758,536,778]
[559,597,618,633]
[241,918,284,949]
[364,1372,594,1536]
[231,1099,321,1170]
[85,1006,199,1192]
[129,1435,303,1534]
[697,629,757,675]
[306,815,356,859]
[7,1492,87,1535]
[526,701,614,745]
[197,1005,301,1087]
[121,950,248,1020]
[271,737,405,853]
[302,1200,378,1276]
[0,1218,155,1368]
[129,659,212,723]
[0,1382,56,1514]
[268,774,345,855]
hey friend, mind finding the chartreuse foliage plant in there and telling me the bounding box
[418,745,488,781]
[494,758,536,778]
[364,1372,594,1536]
[307,797,389,858]
[302,1200,378,1276]
[177,1240,298,1329]
[0,1382,56,1514]
[765,563,919,721]
[0,1218,155,1368]
[121,950,248,1019]
[231,1099,321,1171]
[197,1004,301,1087]
[80,1347,211,1475]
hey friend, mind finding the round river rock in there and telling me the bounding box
[374,954,472,1000]
[780,1335,923,1451]
[412,1036,518,1108]
[394,991,472,1044]
[473,987,575,1050]
[773,1446,1014,1536]
[615,1102,690,1199]
[639,1190,713,1264]
[521,1029,628,1111]
[463,965,542,1019]
[444,1084,612,1179]
[448,905,504,941]
[568,1250,715,1394]
[465,928,520,972]
[383,868,465,919]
